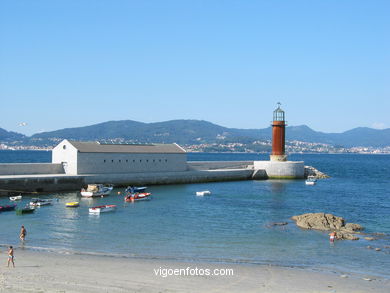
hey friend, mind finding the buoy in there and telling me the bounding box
[117,191,121,195]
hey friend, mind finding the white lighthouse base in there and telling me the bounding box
[270,155,288,162]
[253,160,304,179]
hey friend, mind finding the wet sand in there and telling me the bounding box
[0,249,389,292]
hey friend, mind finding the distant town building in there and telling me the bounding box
[52,139,187,175]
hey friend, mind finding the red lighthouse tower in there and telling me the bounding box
[270,102,287,161]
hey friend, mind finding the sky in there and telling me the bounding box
[0,0,389,136]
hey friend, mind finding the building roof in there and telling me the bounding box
[67,141,186,154]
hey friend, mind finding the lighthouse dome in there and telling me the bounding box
[273,102,285,121]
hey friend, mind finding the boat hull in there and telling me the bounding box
[9,195,22,201]
[196,191,211,196]
[0,204,17,212]
[89,205,116,214]
[81,186,113,197]
[124,193,152,202]
[16,208,35,215]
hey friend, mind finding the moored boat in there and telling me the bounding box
[89,204,116,214]
[9,195,22,201]
[196,190,211,196]
[124,192,152,202]
[81,184,113,197]
[29,199,52,207]
[0,204,17,212]
[16,206,35,215]
[305,176,317,186]
[125,186,147,193]
[66,201,79,208]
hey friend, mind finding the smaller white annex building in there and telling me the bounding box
[52,140,187,175]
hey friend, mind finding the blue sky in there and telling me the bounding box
[1,0,389,136]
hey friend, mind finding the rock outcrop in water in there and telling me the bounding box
[304,166,330,179]
[291,213,363,240]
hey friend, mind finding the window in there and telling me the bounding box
[63,145,66,150]
[111,160,114,163]
[119,160,121,163]
[126,159,128,163]
[104,159,106,163]
[140,160,142,162]
[153,159,155,162]
[159,159,161,162]
[146,160,149,162]
[165,159,168,162]
[133,160,135,163]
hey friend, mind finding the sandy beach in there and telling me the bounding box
[0,249,388,293]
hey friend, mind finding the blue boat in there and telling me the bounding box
[125,186,147,193]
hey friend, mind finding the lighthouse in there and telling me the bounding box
[253,103,304,179]
[270,102,287,161]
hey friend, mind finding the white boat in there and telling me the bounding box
[9,195,22,201]
[196,190,211,196]
[89,204,116,214]
[81,184,113,197]
[305,176,317,186]
[29,199,52,206]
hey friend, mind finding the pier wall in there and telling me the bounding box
[187,161,253,170]
[0,163,64,176]
[0,160,308,194]
[0,169,254,194]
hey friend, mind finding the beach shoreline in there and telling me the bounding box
[0,249,389,292]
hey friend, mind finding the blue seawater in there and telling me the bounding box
[0,151,389,277]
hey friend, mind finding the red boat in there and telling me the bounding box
[124,192,152,202]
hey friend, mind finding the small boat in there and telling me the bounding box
[9,195,22,201]
[81,184,113,197]
[196,190,211,196]
[0,204,17,212]
[125,186,147,193]
[305,176,317,186]
[29,199,52,207]
[16,206,35,215]
[124,192,152,202]
[66,201,79,208]
[89,204,116,214]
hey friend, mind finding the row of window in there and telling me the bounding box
[103,159,168,163]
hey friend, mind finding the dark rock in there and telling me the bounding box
[270,222,288,226]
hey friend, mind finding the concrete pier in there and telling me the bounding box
[0,160,308,195]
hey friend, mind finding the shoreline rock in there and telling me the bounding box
[291,213,363,240]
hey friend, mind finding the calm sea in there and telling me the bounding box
[0,151,389,277]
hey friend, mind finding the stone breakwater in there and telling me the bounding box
[304,166,330,179]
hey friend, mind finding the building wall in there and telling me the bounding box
[0,163,64,175]
[52,140,78,175]
[76,152,188,174]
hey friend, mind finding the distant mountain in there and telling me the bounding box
[2,120,390,148]
[30,120,390,147]
[0,128,26,141]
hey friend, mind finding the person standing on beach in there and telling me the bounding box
[7,246,15,268]
[20,225,27,241]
